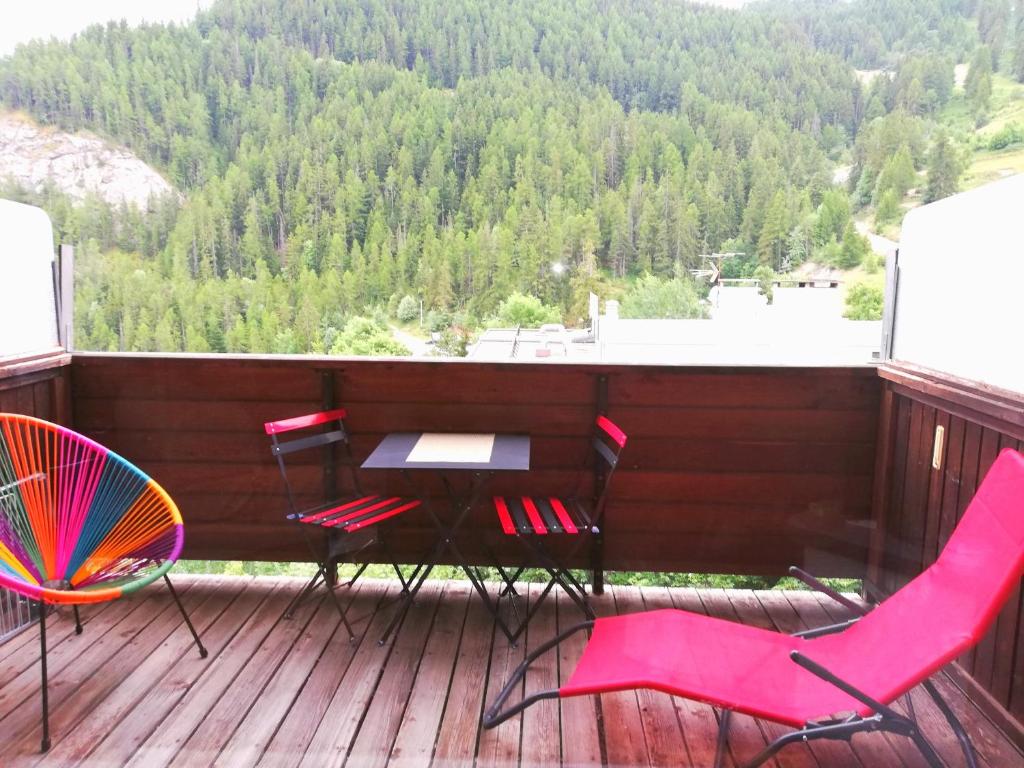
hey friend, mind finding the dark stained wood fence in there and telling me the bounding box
[69,353,880,577]
[0,353,71,423]
[870,364,1024,740]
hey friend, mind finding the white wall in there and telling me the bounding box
[0,199,59,358]
[893,174,1024,393]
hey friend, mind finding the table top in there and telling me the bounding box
[361,432,530,471]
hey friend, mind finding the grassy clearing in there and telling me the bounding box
[174,559,861,593]
[962,145,1024,190]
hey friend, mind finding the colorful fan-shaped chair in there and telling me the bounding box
[0,414,207,752]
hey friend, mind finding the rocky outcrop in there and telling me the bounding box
[0,111,176,209]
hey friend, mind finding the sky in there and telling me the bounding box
[0,1,213,57]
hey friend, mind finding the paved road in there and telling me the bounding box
[855,219,898,259]
[389,325,432,356]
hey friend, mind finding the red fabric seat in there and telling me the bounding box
[564,448,1024,727]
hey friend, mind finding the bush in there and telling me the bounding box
[329,316,410,356]
[844,282,884,320]
[489,292,562,328]
[620,274,707,319]
[988,123,1024,151]
[396,294,419,323]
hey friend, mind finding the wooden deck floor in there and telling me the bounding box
[0,575,1021,767]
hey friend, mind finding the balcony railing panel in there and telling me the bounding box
[871,363,1024,746]
[69,353,880,577]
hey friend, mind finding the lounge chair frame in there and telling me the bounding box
[482,567,980,768]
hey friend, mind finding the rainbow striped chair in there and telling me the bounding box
[0,414,207,752]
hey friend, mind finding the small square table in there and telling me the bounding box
[362,432,530,643]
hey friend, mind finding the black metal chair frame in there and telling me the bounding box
[482,566,979,768]
[268,411,423,640]
[380,468,519,645]
[35,576,206,752]
[493,416,626,644]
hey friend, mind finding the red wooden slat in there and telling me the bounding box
[263,408,347,435]
[549,497,578,534]
[596,415,627,447]
[522,497,548,534]
[493,497,516,535]
[346,499,422,531]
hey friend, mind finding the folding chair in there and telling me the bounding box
[484,448,1024,768]
[264,408,423,639]
[491,415,627,642]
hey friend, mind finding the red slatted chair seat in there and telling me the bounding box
[294,494,421,532]
[493,495,588,535]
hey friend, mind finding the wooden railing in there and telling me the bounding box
[0,351,71,423]
[870,363,1024,743]
[10,351,1024,738]
[68,353,880,577]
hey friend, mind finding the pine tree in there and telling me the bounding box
[756,191,789,270]
[965,46,994,113]
[924,132,964,204]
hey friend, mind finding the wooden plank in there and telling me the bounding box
[340,579,445,768]
[935,414,966,558]
[969,428,1004,692]
[611,407,876,444]
[989,435,1023,708]
[920,410,950,566]
[81,576,268,766]
[75,398,594,438]
[556,588,603,768]
[596,586,651,767]
[867,386,897,588]
[386,580,471,768]
[121,578,296,768]
[0,580,192,724]
[880,395,912,593]
[296,581,437,768]
[617,585,690,767]
[212,583,369,767]
[427,586,497,768]
[5,577,233,764]
[475,585,526,768]
[0,598,116,669]
[256,581,390,768]
[520,581,563,767]
[897,400,933,582]
[611,368,879,410]
[879,363,1024,438]
[165,587,331,768]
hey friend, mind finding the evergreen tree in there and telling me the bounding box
[923,132,965,203]
[965,46,994,113]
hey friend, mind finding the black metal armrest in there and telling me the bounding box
[788,566,869,617]
[793,617,861,638]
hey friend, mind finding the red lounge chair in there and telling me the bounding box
[484,448,1024,768]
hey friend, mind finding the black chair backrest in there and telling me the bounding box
[263,408,357,518]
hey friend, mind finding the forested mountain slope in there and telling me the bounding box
[0,0,1014,354]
